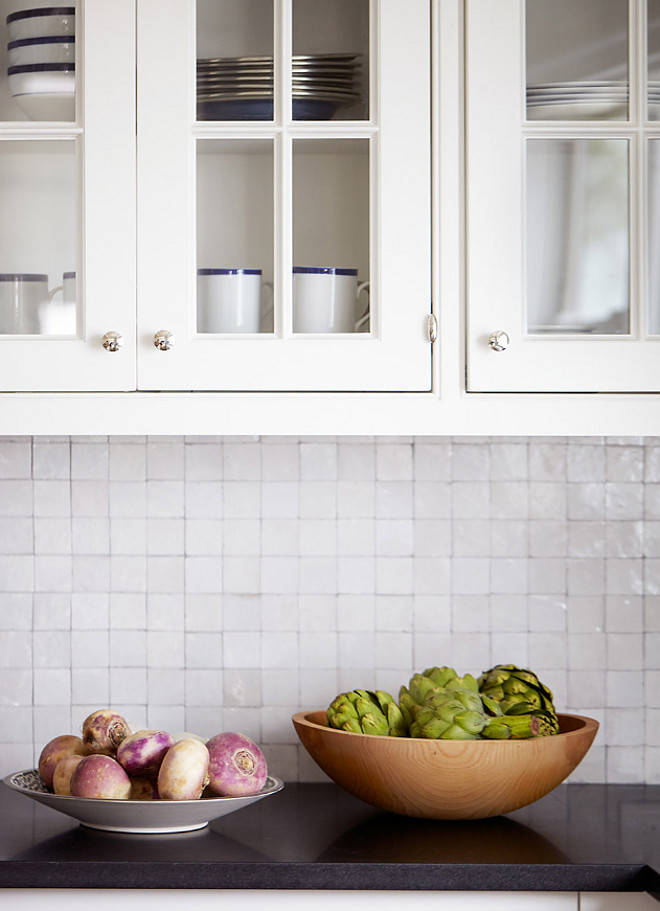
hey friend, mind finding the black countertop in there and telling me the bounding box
[1,781,659,897]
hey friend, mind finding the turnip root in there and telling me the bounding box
[116,729,174,777]
[206,732,267,797]
[157,739,209,801]
[52,754,85,796]
[171,731,208,744]
[38,734,87,788]
[129,776,159,800]
[81,709,131,756]
[70,754,131,799]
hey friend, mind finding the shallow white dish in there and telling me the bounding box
[11,91,74,121]
[8,65,74,96]
[526,101,628,120]
[4,769,284,834]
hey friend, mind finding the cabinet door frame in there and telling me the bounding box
[0,0,137,393]
[465,0,660,393]
[136,0,432,393]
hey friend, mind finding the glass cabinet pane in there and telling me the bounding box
[526,0,629,121]
[2,5,76,123]
[0,140,78,336]
[648,140,660,333]
[196,0,274,121]
[292,0,368,121]
[292,139,369,333]
[526,138,630,334]
[649,0,660,120]
[196,139,274,334]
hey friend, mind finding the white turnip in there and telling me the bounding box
[129,775,159,800]
[116,729,174,776]
[52,754,85,796]
[171,731,207,744]
[206,732,267,797]
[38,734,87,788]
[70,754,131,799]
[157,739,209,801]
[81,709,131,756]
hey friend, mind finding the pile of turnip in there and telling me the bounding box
[37,708,268,801]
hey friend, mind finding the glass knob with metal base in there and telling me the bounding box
[153,330,174,351]
[488,330,510,352]
[101,331,123,352]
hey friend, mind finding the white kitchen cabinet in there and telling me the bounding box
[5,1,660,434]
[0,0,431,397]
[0,0,136,392]
[0,890,580,910]
[465,0,660,393]
[580,893,660,910]
[137,0,432,392]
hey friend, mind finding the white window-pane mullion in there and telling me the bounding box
[277,0,292,337]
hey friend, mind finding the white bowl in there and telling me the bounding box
[6,7,75,42]
[4,769,285,834]
[8,63,74,95]
[8,35,75,66]
[12,91,74,121]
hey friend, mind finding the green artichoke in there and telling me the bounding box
[478,664,560,736]
[399,667,492,740]
[326,688,408,736]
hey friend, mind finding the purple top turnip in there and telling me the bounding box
[206,732,267,797]
[52,754,85,796]
[116,729,174,777]
[70,754,131,799]
[38,734,87,788]
[81,709,131,756]
[129,775,160,800]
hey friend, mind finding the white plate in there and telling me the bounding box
[3,768,284,834]
[526,101,628,120]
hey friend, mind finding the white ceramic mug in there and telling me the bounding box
[292,267,370,333]
[197,268,272,334]
[40,271,77,335]
[0,272,50,334]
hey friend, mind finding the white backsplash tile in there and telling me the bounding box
[0,435,657,784]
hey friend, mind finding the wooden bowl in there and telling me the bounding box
[292,710,598,820]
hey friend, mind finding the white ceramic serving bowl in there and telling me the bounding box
[6,8,75,42]
[8,65,74,120]
[4,769,285,834]
[11,91,74,120]
[7,35,75,66]
[8,64,74,96]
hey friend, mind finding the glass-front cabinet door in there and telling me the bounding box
[0,0,136,391]
[466,0,660,392]
[137,0,431,391]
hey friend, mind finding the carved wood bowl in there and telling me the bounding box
[292,710,598,820]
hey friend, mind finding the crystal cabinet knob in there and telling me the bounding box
[488,330,510,352]
[153,329,174,351]
[101,331,123,352]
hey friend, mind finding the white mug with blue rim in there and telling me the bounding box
[197,268,271,334]
[292,266,369,334]
[0,273,50,334]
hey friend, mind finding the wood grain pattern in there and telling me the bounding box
[292,710,599,819]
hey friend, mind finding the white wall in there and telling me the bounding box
[0,435,657,784]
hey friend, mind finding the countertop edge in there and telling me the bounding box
[1,862,658,893]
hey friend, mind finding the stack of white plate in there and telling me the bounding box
[527,80,660,120]
[197,53,362,121]
[5,6,75,121]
